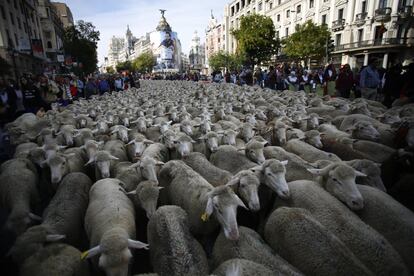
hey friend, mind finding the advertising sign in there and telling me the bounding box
[152,31,179,71]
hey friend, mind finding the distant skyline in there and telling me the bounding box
[60,0,226,65]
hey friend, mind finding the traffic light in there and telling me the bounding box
[326,38,335,60]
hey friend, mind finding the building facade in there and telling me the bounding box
[107,36,125,69]
[188,31,206,71]
[0,0,47,78]
[205,11,225,73]
[51,2,73,28]
[38,0,64,74]
[222,0,414,69]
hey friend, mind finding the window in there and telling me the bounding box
[14,33,18,47]
[10,12,15,25]
[309,0,314,8]
[6,29,13,47]
[338,8,344,20]
[278,0,281,4]
[285,27,289,37]
[322,14,327,25]
[358,29,364,42]
[46,7,50,18]
[231,6,234,16]
[297,5,301,13]
[0,6,6,20]
[277,14,280,21]
[379,0,387,9]
[47,41,52,48]
[269,2,273,10]
[286,10,290,18]
[335,33,341,46]
[14,0,17,9]
[241,0,245,8]
[276,30,279,38]
[258,2,262,11]
[361,1,367,13]
[17,17,21,29]
[44,31,52,39]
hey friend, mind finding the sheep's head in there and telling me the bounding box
[159,130,176,149]
[240,123,255,143]
[251,159,289,199]
[199,132,220,153]
[127,138,153,160]
[56,125,78,146]
[346,160,385,192]
[44,153,73,185]
[81,228,148,276]
[272,121,288,146]
[204,186,247,240]
[245,140,267,165]
[307,113,321,129]
[305,130,323,148]
[111,126,130,143]
[130,156,164,182]
[220,129,238,146]
[126,180,162,219]
[347,121,380,141]
[308,162,365,210]
[85,150,119,179]
[8,225,65,264]
[226,170,261,211]
[174,134,195,158]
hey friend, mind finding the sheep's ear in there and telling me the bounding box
[109,155,119,160]
[354,170,367,177]
[226,176,240,187]
[144,139,154,144]
[205,196,214,217]
[81,245,102,260]
[237,147,246,151]
[156,161,165,166]
[233,193,248,210]
[84,158,95,166]
[45,234,66,242]
[280,160,288,166]
[128,239,149,250]
[127,140,135,145]
[307,168,324,175]
[157,186,164,190]
[28,212,42,221]
[126,190,137,195]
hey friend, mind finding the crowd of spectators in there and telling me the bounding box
[0,73,139,128]
[211,59,414,107]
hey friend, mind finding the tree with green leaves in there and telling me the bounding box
[116,61,133,73]
[63,20,100,75]
[232,14,279,68]
[0,56,12,77]
[132,52,156,73]
[209,51,244,72]
[106,66,115,74]
[282,20,331,65]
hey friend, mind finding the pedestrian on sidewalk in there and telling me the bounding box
[336,64,354,98]
[360,58,380,100]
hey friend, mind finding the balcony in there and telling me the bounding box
[333,37,412,52]
[374,7,392,22]
[398,5,413,19]
[354,12,367,26]
[332,19,345,31]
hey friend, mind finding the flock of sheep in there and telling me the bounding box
[1,80,414,276]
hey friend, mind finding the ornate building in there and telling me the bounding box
[205,11,225,73]
[222,0,414,69]
[188,31,206,70]
[107,35,124,69]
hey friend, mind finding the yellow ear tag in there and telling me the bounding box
[80,251,89,260]
[201,212,209,222]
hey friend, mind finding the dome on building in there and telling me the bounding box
[156,10,172,33]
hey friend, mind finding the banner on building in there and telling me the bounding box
[31,39,44,58]
[57,54,65,62]
[18,36,31,52]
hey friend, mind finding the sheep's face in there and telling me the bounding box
[238,173,260,211]
[138,157,159,182]
[47,154,68,185]
[117,129,129,143]
[136,118,147,133]
[351,122,380,141]
[205,135,219,153]
[122,117,130,127]
[261,161,289,199]
[79,118,87,128]
[137,182,160,219]
[245,115,257,125]
[161,132,176,149]
[175,140,193,158]
[97,160,111,179]
[352,161,385,192]
[306,133,323,149]
[274,126,287,146]
[380,113,401,124]
[256,110,267,121]
[208,192,246,240]
[241,124,255,142]
[222,130,237,146]
[180,122,193,136]
[200,121,211,134]
[129,141,147,159]
[246,146,265,165]
[97,121,109,134]
[325,165,364,210]
[307,116,319,129]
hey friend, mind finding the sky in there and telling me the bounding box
[60,0,227,65]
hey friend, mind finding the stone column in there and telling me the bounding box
[383,53,389,68]
[391,0,400,15]
[364,52,369,66]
